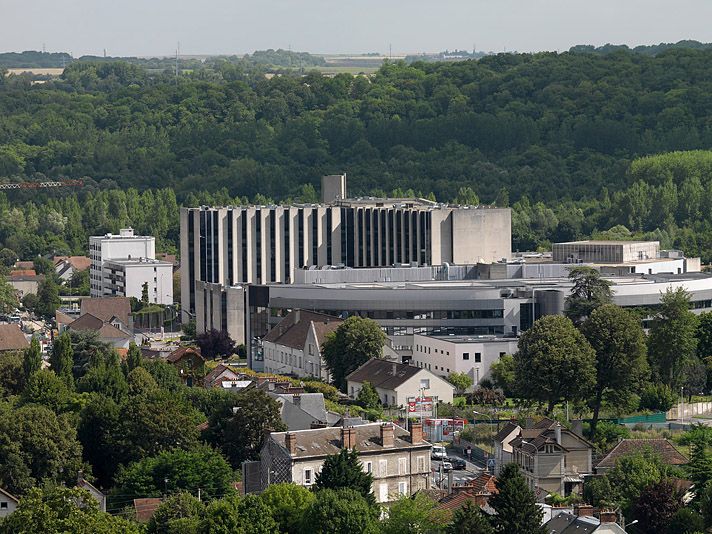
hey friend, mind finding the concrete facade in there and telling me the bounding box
[180,202,511,325]
[102,258,173,304]
[552,240,659,263]
[412,334,518,385]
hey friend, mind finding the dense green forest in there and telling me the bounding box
[4,49,712,258]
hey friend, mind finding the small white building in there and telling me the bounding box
[411,334,518,386]
[89,228,172,304]
[101,258,173,305]
[262,310,343,380]
[0,487,18,517]
[346,358,454,407]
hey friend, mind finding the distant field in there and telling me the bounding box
[5,67,64,76]
[312,65,380,75]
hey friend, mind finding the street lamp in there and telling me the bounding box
[521,440,539,496]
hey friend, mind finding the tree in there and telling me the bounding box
[125,341,142,373]
[639,382,677,411]
[77,351,128,403]
[0,351,24,396]
[22,337,42,382]
[302,488,379,534]
[356,381,381,409]
[196,329,236,360]
[446,501,494,534]
[489,463,545,534]
[35,277,61,318]
[649,287,699,388]
[490,354,516,396]
[205,388,285,467]
[322,316,386,391]
[77,394,121,487]
[314,448,375,505]
[581,304,648,436]
[235,494,279,534]
[0,486,141,534]
[198,495,241,534]
[0,404,83,494]
[19,369,74,413]
[606,448,671,514]
[382,493,450,534]
[141,281,150,307]
[667,507,705,534]
[142,359,184,391]
[632,479,682,533]
[68,330,113,380]
[514,315,596,413]
[259,483,315,534]
[454,186,480,206]
[50,331,74,387]
[0,274,18,313]
[147,492,203,534]
[447,371,473,394]
[127,366,159,396]
[114,444,235,501]
[686,435,712,497]
[564,266,613,324]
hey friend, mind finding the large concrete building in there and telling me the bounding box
[90,228,172,304]
[180,176,511,326]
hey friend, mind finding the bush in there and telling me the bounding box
[589,421,631,452]
[467,388,505,406]
[639,383,676,412]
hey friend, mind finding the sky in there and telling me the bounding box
[2,0,712,57]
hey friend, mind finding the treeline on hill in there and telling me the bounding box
[5,50,712,258]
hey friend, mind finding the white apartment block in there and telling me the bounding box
[411,334,518,386]
[89,228,173,304]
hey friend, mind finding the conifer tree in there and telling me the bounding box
[489,463,546,534]
[314,448,375,505]
[50,331,74,387]
[446,501,493,534]
[126,341,142,373]
[22,337,42,382]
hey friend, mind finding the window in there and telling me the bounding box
[365,461,373,474]
[379,459,388,477]
[379,483,389,503]
[308,344,314,355]
[398,457,408,475]
[304,468,313,485]
[417,456,425,472]
[463,352,470,360]
[420,378,430,389]
[398,482,408,496]
[0,502,6,510]
[475,353,482,363]
[499,352,506,358]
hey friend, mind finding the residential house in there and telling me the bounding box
[80,296,133,333]
[8,270,42,298]
[66,313,133,351]
[262,310,343,380]
[0,487,18,518]
[248,422,432,502]
[269,392,340,430]
[203,364,240,388]
[0,324,29,352]
[595,439,688,475]
[543,507,626,534]
[167,347,205,386]
[54,255,91,282]
[493,421,521,476]
[77,472,106,512]
[436,472,499,516]
[346,358,454,407]
[508,418,594,498]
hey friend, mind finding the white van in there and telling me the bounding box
[431,445,447,460]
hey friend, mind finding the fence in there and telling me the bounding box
[667,401,712,420]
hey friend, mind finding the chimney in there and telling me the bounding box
[575,504,594,517]
[392,363,397,376]
[571,419,583,437]
[285,432,297,455]
[341,426,356,449]
[295,310,301,324]
[381,423,395,448]
[555,423,562,445]
[598,510,618,524]
[410,421,424,444]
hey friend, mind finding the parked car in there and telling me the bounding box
[431,445,447,460]
[446,456,466,470]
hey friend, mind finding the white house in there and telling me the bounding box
[411,334,518,386]
[0,487,18,517]
[262,310,343,380]
[346,358,454,407]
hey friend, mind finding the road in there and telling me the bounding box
[431,450,484,489]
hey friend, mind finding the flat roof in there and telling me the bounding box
[417,334,518,344]
[104,258,172,266]
[554,240,657,246]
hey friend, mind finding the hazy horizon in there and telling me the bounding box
[2,0,712,58]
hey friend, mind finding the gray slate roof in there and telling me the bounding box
[346,358,420,390]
